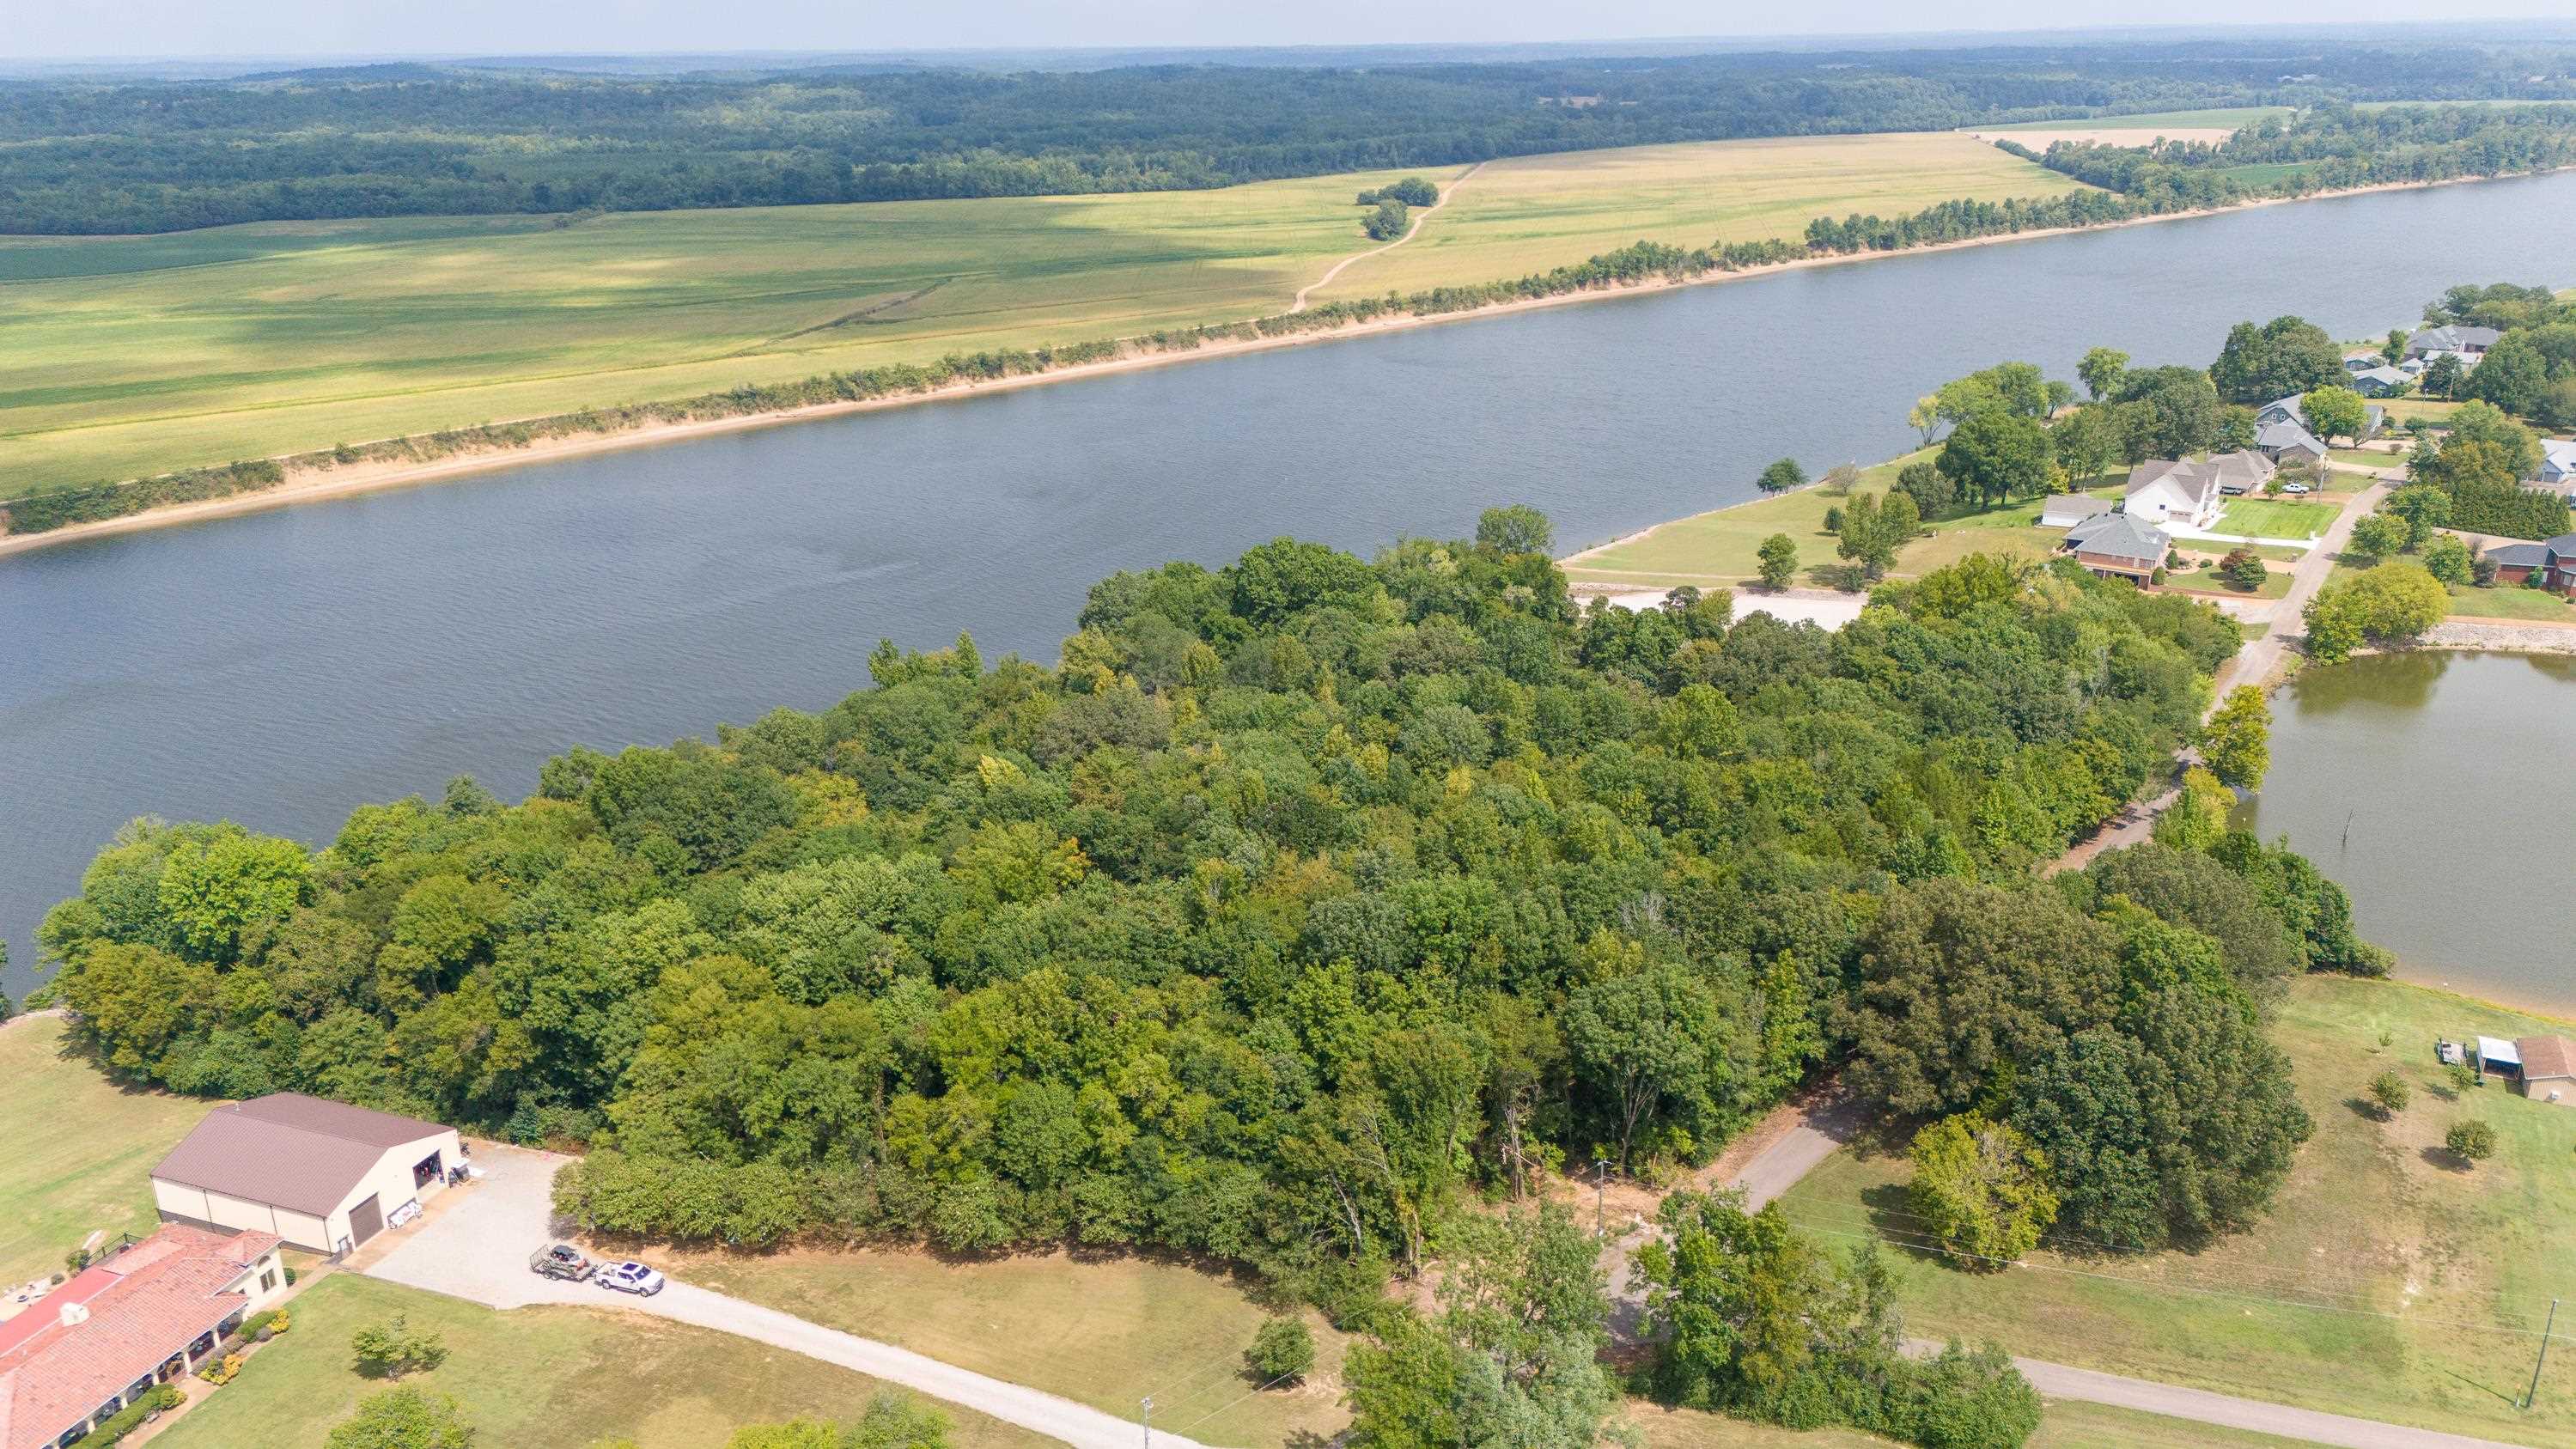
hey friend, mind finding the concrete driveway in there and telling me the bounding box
[357,1145,1210,1449]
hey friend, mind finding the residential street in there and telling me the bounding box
[356,1146,1211,1449]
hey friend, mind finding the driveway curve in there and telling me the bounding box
[356,1145,1209,1449]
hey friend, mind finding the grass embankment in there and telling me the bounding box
[1634,1400,2328,1448]
[650,1246,1349,1449]
[1777,974,2576,1447]
[153,1273,1050,1449]
[1561,453,2122,593]
[0,1014,208,1293]
[0,134,2088,498]
[1306,133,2090,302]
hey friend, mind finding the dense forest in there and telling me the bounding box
[35,515,2370,1311]
[7,36,2576,233]
[2012,102,2576,210]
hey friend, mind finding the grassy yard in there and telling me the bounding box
[1561,454,2108,592]
[2329,447,2406,471]
[2214,499,2340,539]
[645,1246,1350,1449]
[2161,563,2293,600]
[1309,132,2090,302]
[1776,975,2576,1447]
[0,1015,210,1294]
[2439,581,2576,622]
[155,1273,1050,1449]
[0,134,2088,496]
[1633,1401,2327,1448]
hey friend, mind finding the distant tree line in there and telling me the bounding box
[7,39,2576,234]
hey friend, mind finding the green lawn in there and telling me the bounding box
[0,1015,210,1293]
[2329,447,2405,471]
[2161,563,2293,600]
[1635,1400,2328,1447]
[643,1245,1350,1449]
[2440,581,2576,622]
[1562,454,2107,592]
[155,1273,1049,1449]
[1777,975,2576,1447]
[2214,499,2339,539]
[0,134,2090,496]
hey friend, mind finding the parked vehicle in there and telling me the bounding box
[529,1243,596,1282]
[597,1261,667,1296]
[2281,481,2312,495]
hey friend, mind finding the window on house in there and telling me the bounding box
[259,1269,277,1292]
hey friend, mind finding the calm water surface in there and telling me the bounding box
[9,173,2576,995]
[2239,650,2576,1014]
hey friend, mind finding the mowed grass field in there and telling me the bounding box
[1560,450,2115,592]
[155,1273,1052,1449]
[0,136,2089,496]
[1307,132,2092,302]
[0,1014,210,1294]
[1633,1400,2329,1448]
[1776,975,2576,1448]
[650,1245,1351,1448]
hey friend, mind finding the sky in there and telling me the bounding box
[8,1,2574,62]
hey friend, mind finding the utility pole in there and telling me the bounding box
[1594,1157,1611,1239]
[2526,1300,2559,1411]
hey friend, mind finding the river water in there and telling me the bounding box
[9,174,2576,996]
[2240,649,2576,1014]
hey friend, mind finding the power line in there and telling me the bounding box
[1166,1364,1307,1438]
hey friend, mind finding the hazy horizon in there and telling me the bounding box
[10,3,2576,63]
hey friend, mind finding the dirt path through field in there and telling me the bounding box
[1290,161,1483,312]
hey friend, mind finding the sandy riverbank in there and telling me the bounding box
[3,167,2546,562]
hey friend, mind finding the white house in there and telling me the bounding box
[151,1095,460,1256]
[2122,454,2267,528]
[2540,439,2576,488]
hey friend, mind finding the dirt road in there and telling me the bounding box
[1289,162,1481,312]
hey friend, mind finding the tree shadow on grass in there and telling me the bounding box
[2342,1095,2393,1123]
[2418,1145,2475,1174]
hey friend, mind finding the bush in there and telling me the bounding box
[1893,1341,2043,1449]
[351,1313,448,1379]
[1245,1316,1316,1383]
[2219,547,2269,592]
[2368,1070,2410,1116]
[62,1384,185,1447]
[2447,1118,2498,1162]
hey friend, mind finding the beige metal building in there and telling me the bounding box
[149,1094,460,1256]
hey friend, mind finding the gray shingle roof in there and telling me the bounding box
[2063,513,2172,565]
[151,1094,449,1216]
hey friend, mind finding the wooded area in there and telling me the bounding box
[8,38,2576,234]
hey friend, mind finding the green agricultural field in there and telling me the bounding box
[0,135,2086,497]
[0,1014,210,1293]
[1561,454,2114,593]
[1307,132,2091,302]
[2216,499,2340,539]
[1970,107,2294,133]
[154,1273,1050,1449]
[1777,975,2576,1448]
[652,1246,1349,1449]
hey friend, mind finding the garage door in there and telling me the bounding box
[349,1194,384,1247]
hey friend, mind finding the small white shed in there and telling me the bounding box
[150,1094,460,1256]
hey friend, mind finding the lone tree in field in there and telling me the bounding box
[1757,533,1799,591]
[2369,1070,2411,1118]
[327,1387,473,1449]
[2446,1118,2497,1163]
[1757,458,1808,495]
[351,1314,448,1380]
[1246,1317,1316,1383]
[1909,1111,2058,1266]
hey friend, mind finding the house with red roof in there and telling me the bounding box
[0,1225,284,1449]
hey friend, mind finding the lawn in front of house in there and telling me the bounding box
[1562,454,2117,592]
[2214,498,2339,539]
[1775,974,2576,1448]
[2439,581,2576,622]
[154,1273,1051,1449]
[2161,561,2293,600]
[642,1245,1350,1449]
[0,1015,212,1294]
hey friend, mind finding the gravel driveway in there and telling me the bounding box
[358,1145,1211,1449]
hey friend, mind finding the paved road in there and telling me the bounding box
[1985,1349,2536,1449]
[357,1146,1210,1449]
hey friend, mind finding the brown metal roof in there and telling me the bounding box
[149,1094,450,1216]
[2518,1036,2576,1081]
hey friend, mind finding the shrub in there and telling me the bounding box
[2447,1118,2498,1162]
[1893,1340,2043,1449]
[62,1384,184,1447]
[2219,547,2268,592]
[1246,1316,1316,1383]
[351,1313,448,1379]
